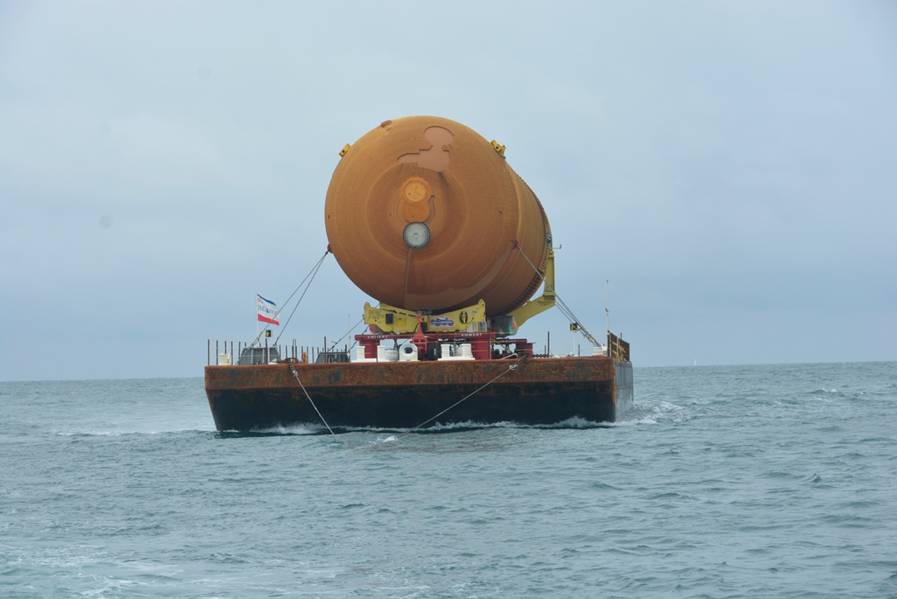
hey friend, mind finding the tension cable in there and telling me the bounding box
[515,245,603,349]
[327,317,365,352]
[249,248,330,349]
[272,252,328,347]
[414,356,520,429]
[288,362,335,436]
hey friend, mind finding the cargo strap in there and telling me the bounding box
[414,354,522,429]
[288,362,335,436]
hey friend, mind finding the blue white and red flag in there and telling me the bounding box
[256,294,280,326]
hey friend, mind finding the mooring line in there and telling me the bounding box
[414,361,519,430]
[288,362,335,436]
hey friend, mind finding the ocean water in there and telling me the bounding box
[1,362,895,598]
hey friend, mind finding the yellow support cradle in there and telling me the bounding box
[363,299,488,335]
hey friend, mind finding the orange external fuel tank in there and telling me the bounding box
[325,116,550,317]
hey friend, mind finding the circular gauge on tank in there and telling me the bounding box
[403,222,430,249]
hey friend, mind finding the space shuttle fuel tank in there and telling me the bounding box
[325,115,551,317]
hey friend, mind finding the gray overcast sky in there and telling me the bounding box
[1,1,895,380]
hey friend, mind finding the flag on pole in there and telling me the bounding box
[256,294,280,326]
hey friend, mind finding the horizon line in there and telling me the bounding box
[1,359,894,384]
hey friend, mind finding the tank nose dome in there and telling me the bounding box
[325,115,549,316]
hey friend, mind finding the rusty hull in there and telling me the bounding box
[204,356,623,431]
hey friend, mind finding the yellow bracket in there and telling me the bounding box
[490,139,506,158]
[363,302,418,334]
[339,143,351,157]
[507,245,555,332]
[364,299,488,335]
[365,248,555,336]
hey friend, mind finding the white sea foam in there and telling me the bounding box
[810,387,840,394]
[618,400,686,425]
[53,428,212,437]
[246,424,322,435]
[319,417,614,435]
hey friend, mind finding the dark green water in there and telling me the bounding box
[1,362,895,598]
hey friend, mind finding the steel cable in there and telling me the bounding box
[514,245,603,348]
[249,248,330,349]
[414,357,520,429]
[273,254,328,347]
[287,362,335,436]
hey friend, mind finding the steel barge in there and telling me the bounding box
[203,115,633,431]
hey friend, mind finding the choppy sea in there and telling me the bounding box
[1,362,895,598]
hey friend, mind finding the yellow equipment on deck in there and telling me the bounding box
[363,247,556,335]
[364,299,488,335]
